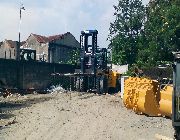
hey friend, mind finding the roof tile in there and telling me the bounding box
[32,32,70,43]
[5,40,18,48]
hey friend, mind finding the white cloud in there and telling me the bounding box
[0,2,40,41]
[0,0,149,47]
[0,3,19,41]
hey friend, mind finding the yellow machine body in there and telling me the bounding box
[123,77,173,117]
[159,85,173,117]
[108,70,121,88]
[123,77,161,116]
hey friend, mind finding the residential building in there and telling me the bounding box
[22,32,80,63]
[0,40,18,60]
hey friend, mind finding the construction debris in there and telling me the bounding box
[47,85,67,94]
[0,118,17,128]
[5,118,18,126]
[2,89,12,98]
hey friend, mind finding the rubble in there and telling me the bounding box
[2,89,12,98]
[47,85,66,94]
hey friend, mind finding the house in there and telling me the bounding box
[22,32,80,63]
[0,40,19,60]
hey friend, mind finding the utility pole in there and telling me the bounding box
[17,1,25,60]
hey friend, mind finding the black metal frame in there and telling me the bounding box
[75,30,108,92]
[173,52,180,126]
[20,49,36,61]
[80,30,98,74]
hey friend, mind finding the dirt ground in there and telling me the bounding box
[0,91,174,140]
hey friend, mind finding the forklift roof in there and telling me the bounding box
[81,30,98,35]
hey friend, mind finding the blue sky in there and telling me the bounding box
[0,0,149,47]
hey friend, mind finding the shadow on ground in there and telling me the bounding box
[0,96,54,121]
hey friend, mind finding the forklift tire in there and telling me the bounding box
[174,127,180,140]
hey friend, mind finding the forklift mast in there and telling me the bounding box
[96,48,108,70]
[80,30,98,74]
[80,30,107,75]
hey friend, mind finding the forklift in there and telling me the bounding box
[74,30,121,94]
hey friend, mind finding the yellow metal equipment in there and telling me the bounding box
[123,77,173,117]
[123,77,138,109]
[159,85,173,117]
[108,70,121,89]
[124,77,161,116]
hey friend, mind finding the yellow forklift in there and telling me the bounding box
[74,30,121,94]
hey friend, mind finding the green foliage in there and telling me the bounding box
[109,0,180,69]
[109,0,146,65]
[145,0,180,66]
[58,49,80,65]
[66,49,80,65]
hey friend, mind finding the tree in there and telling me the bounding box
[144,0,180,66]
[67,48,80,65]
[109,0,146,65]
[109,0,180,68]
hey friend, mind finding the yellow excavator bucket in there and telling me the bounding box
[123,77,139,109]
[124,77,161,116]
[159,85,173,117]
[124,77,173,117]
